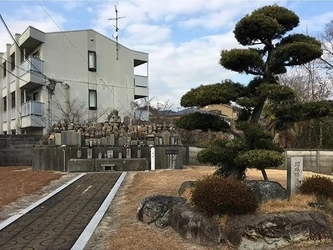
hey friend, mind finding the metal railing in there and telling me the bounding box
[20,57,43,76]
[21,101,44,116]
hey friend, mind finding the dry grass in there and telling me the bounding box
[99,166,333,250]
[0,165,332,249]
[0,166,62,208]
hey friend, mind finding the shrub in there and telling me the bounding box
[299,175,333,200]
[175,112,230,132]
[191,176,258,216]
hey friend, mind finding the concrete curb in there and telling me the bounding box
[71,172,127,250]
[0,173,86,231]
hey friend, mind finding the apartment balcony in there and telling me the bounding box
[134,75,148,99]
[19,27,44,55]
[19,57,45,90]
[21,101,45,128]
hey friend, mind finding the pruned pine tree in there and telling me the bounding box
[177,5,330,180]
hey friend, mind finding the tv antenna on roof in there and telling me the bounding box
[109,5,126,60]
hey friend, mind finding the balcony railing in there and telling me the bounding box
[21,101,44,117]
[134,75,148,87]
[20,57,43,76]
[3,111,7,122]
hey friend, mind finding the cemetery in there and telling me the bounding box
[32,109,185,172]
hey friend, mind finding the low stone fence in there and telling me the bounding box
[284,149,333,175]
[32,145,186,172]
[0,135,41,166]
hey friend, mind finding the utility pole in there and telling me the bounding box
[109,5,126,60]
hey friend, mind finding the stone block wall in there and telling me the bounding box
[0,135,41,166]
[32,145,186,172]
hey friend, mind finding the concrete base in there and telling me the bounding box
[68,158,148,172]
[68,159,95,172]
[95,158,148,171]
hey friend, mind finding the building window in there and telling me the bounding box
[3,97,7,112]
[89,89,97,110]
[88,51,96,72]
[10,53,15,71]
[2,61,6,78]
[11,92,15,108]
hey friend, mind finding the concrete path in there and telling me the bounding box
[0,172,125,250]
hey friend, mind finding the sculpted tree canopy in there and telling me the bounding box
[178,5,330,180]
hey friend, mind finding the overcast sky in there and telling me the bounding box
[1,0,333,110]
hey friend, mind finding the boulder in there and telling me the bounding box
[224,211,332,249]
[137,195,186,228]
[244,180,288,203]
[171,204,223,246]
[178,181,196,199]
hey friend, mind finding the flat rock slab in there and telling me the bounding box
[0,173,121,250]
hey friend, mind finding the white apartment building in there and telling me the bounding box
[0,26,149,135]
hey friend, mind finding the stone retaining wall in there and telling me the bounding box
[0,135,41,166]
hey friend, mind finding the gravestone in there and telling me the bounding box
[107,150,113,158]
[154,137,159,145]
[287,157,303,196]
[118,137,127,146]
[131,140,138,146]
[55,133,61,145]
[87,148,93,159]
[110,134,115,146]
[100,137,107,146]
[162,131,171,145]
[137,146,142,158]
[123,116,130,126]
[126,147,131,158]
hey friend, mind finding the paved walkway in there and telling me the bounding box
[0,172,124,250]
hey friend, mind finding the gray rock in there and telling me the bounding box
[178,181,196,197]
[137,195,186,228]
[171,204,223,246]
[244,180,288,203]
[224,211,332,249]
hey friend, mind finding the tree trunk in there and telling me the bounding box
[261,169,269,181]
[250,98,265,124]
[229,167,245,180]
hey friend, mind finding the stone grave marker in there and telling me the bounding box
[55,133,61,145]
[123,116,130,126]
[162,131,171,145]
[110,134,115,146]
[287,156,303,196]
[118,137,127,146]
[107,150,113,158]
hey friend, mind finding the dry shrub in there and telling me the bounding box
[191,176,258,216]
[299,175,333,199]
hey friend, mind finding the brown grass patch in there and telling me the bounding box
[96,166,333,250]
[257,194,317,214]
[0,166,62,208]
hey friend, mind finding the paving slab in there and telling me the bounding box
[0,172,122,250]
